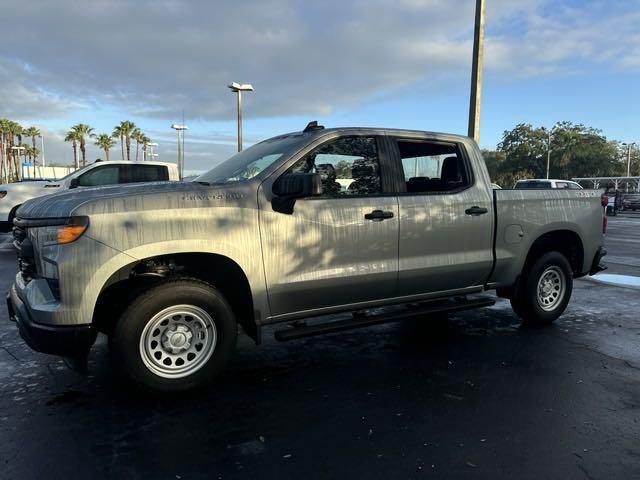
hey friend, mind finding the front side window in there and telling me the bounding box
[285,136,382,196]
[396,140,470,193]
[77,166,119,187]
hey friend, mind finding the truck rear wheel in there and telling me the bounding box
[510,251,573,326]
[111,278,237,392]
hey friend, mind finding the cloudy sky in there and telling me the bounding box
[1,0,639,172]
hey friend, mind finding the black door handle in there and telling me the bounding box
[465,206,488,216]
[365,210,394,221]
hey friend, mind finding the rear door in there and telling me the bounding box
[388,136,494,296]
[259,135,400,317]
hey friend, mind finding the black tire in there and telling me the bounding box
[110,277,237,392]
[510,251,573,326]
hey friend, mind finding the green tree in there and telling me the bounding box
[64,129,81,167]
[22,126,40,165]
[113,121,137,161]
[94,133,116,161]
[71,123,94,166]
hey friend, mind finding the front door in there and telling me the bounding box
[259,135,399,318]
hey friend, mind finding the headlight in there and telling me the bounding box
[39,217,89,246]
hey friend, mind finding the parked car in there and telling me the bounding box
[514,179,583,190]
[8,123,606,392]
[622,193,640,211]
[0,161,179,231]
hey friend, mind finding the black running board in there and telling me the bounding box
[274,296,495,342]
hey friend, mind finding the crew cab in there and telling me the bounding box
[0,161,179,231]
[7,124,606,392]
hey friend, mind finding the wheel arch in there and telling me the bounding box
[93,252,261,343]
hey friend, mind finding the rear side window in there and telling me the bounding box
[396,140,470,193]
[119,165,170,183]
[131,165,169,182]
[77,166,120,187]
[284,136,382,196]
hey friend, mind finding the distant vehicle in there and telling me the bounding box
[0,161,179,231]
[7,123,606,392]
[605,191,622,216]
[514,179,583,190]
[622,193,640,211]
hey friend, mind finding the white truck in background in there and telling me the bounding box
[0,161,179,231]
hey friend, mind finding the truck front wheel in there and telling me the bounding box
[510,252,573,326]
[111,278,237,392]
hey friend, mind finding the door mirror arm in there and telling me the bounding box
[68,178,80,189]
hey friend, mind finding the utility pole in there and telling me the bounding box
[546,129,552,179]
[467,0,485,143]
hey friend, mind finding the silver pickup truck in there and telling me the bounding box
[7,123,606,391]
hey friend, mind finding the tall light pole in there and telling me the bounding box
[541,123,559,179]
[39,134,46,169]
[622,142,635,178]
[171,124,188,180]
[227,82,254,152]
[467,0,485,143]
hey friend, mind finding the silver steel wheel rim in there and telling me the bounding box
[139,304,217,379]
[536,266,566,312]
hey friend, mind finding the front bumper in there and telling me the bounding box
[7,285,96,357]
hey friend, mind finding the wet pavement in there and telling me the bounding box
[1,215,639,479]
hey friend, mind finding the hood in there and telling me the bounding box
[1,180,62,190]
[16,181,254,219]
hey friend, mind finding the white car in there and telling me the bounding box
[0,160,179,231]
[514,179,583,190]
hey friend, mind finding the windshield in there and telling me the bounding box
[56,164,92,182]
[195,134,306,184]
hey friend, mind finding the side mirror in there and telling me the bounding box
[69,178,80,189]
[272,172,322,214]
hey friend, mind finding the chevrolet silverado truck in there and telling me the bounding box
[0,160,180,231]
[7,123,607,392]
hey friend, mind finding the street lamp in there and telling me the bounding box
[38,134,46,170]
[541,123,560,179]
[227,82,254,152]
[171,124,188,180]
[622,142,636,178]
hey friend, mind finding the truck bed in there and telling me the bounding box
[489,189,604,288]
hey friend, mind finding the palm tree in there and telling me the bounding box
[71,124,94,166]
[132,128,142,161]
[113,121,136,161]
[94,133,116,161]
[140,134,151,161]
[64,129,81,168]
[22,126,40,165]
[7,121,23,181]
[24,145,39,162]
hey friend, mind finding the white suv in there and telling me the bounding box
[514,179,583,190]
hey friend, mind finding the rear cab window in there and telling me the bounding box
[393,139,472,194]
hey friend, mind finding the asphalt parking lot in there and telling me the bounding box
[1,215,639,479]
